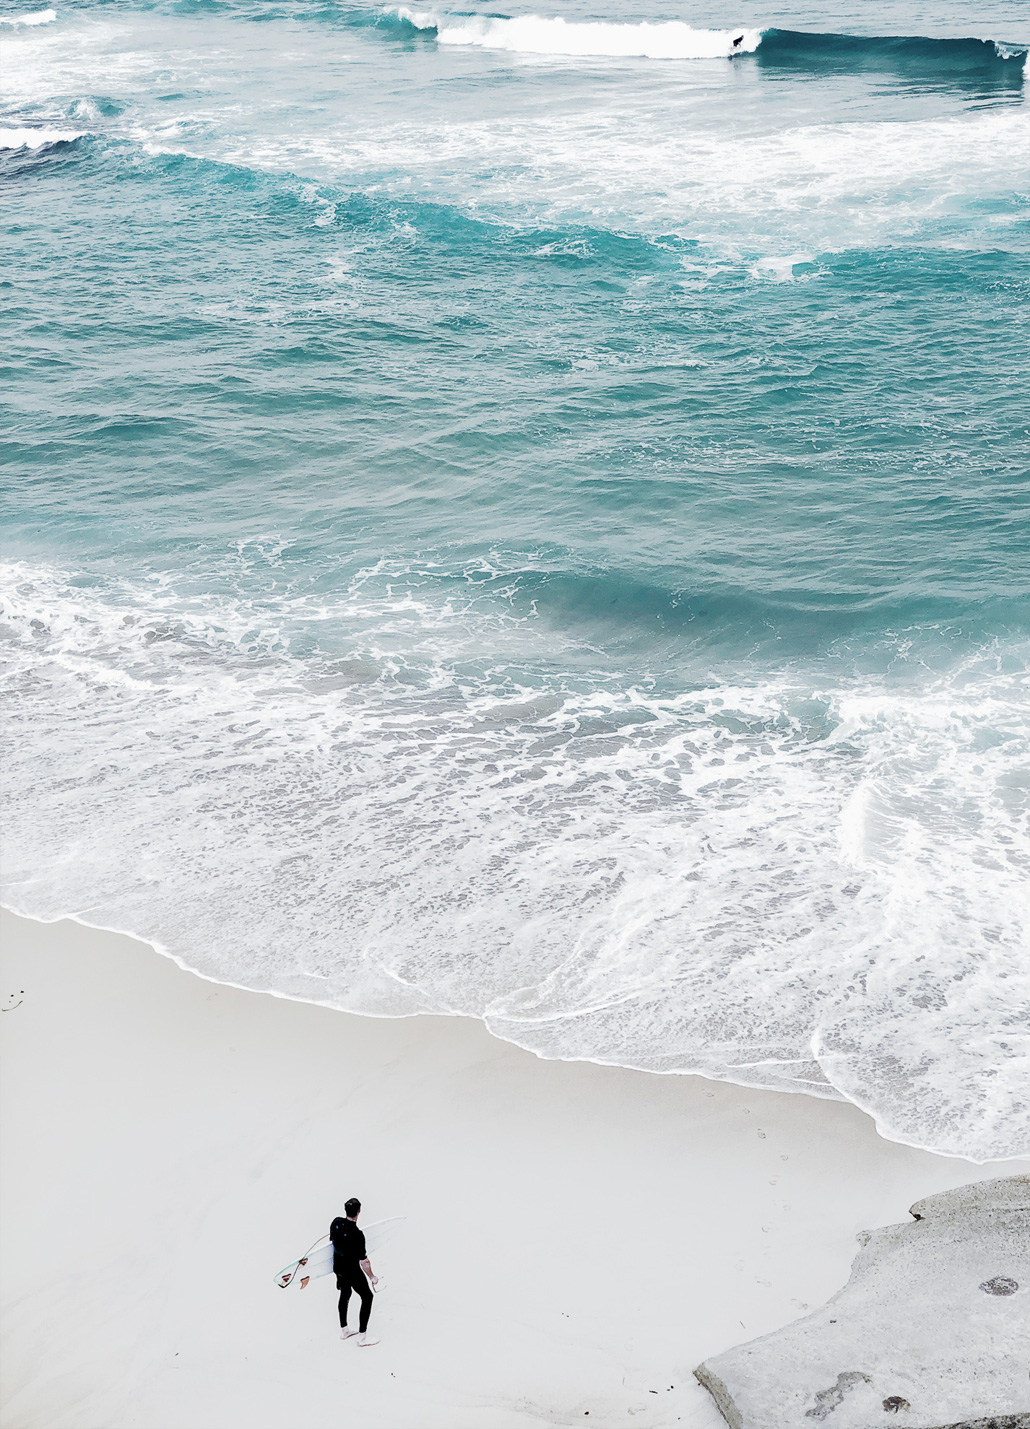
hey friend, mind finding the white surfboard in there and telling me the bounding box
[275,1217,405,1290]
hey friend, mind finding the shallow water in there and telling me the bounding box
[2,0,1028,1159]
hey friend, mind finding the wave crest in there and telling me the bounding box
[0,125,84,149]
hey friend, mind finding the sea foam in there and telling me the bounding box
[2,562,1027,1162]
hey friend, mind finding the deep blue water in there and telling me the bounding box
[2,0,1028,1159]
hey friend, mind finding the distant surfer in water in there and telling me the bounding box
[330,1197,379,1346]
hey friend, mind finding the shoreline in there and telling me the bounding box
[2,908,1025,1429]
[5,903,1011,1167]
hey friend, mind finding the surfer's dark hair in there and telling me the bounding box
[345,1197,361,1217]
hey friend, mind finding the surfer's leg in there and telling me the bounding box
[336,1274,352,1328]
[355,1272,374,1334]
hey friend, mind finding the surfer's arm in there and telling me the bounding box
[361,1257,377,1285]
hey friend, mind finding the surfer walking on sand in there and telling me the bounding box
[330,1197,379,1346]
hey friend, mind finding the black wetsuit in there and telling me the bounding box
[329,1217,373,1333]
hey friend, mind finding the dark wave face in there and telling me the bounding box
[756,28,1028,91]
[2,0,1029,1161]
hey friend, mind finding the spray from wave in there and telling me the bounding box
[387,9,761,59]
[0,7,56,25]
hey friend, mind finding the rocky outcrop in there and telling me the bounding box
[695,1176,1030,1429]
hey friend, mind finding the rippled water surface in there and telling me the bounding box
[2,0,1028,1159]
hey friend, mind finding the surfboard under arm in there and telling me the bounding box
[275,1218,405,1289]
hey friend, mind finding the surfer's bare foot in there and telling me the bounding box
[339,1327,359,1340]
[358,1334,379,1347]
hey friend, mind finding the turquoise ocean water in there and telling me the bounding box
[2,0,1028,1159]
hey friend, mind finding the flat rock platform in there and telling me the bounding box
[695,1176,1030,1429]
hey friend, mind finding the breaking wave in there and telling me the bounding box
[385,10,762,59]
[378,9,1028,76]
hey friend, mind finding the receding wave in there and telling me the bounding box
[2,560,1027,1162]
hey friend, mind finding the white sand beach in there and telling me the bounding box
[1,908,1025,1429]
